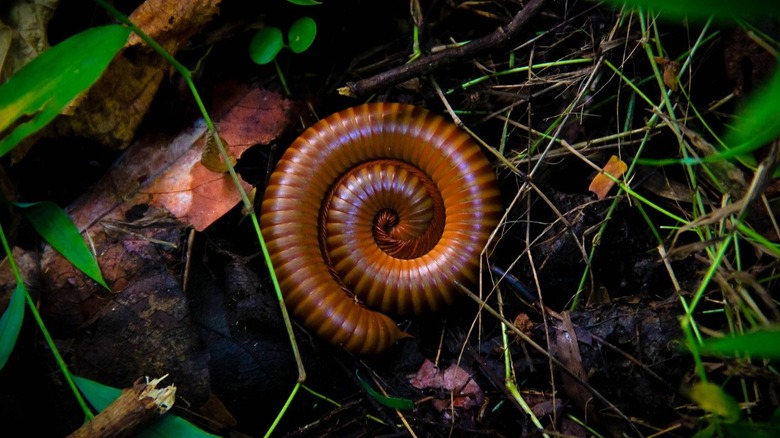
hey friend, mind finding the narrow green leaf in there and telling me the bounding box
[0,25,131,157]
[699,328,780,359]
[356,370,415,411]
[0,283,25,370]
[141,413,221,438]
[74,375,121,412]
[286,0,322,5]
[17,201,108,290]
[74,376,220,438]
[249,27,284,65]
[723,420,780,438]
[690,382,741,423]
[596,0,780,20]
[722,68,780,167]
[691,423,716,438]
[288,17,317,54]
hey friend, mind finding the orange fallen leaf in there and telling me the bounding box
[66,87,292,233]
[588,155,627,199]
[22,87,293,402]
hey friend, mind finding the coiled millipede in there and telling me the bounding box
[260,103,502,355]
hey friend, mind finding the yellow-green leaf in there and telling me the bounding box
[690,382,741,423]
[0,24,130,157]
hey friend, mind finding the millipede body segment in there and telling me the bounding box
[260,103,502,355]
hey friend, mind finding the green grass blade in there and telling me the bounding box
[74,376,220,438]
[699,328,780,359]
[0,24,130,157]
[0,283,25,370]
[16,201,108,289]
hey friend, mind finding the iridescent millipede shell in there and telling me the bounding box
[260,103,502,354]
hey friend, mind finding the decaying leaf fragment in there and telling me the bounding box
[410,359,485,414]
[588,155,627,199]
[200,134,236,173]
[654,56,681,92]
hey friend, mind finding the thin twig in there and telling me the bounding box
[338,0,549,97]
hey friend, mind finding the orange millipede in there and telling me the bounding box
[259,103,502,355]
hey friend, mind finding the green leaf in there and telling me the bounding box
[699,328,780,359]
[0,283,25,370]
[17,201,108,290]
[723,420,780,438]
[288,17,317,54]
[722,68,780,169]
[142,414,222,438]
[0,24,131,157]
[596,0,780,20]
[74,376,220,438]
[249,27,284,65]
[691,423,716,438]
[356,370,415,411]
[286,0,322,5]
[689,382,741,423]
[74,375,121,411]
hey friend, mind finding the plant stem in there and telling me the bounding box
[93,0,307,433]
[0,223,93,418]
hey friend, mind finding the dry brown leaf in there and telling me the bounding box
[588,155,627,199]
[513,312,534,334]
[200,134,236,173]
[555,312,599,422]
[67,87,291,233]
[199,393,238,430]
[44,0,222,154]
[21,86,292,404]
[44,86,291,305]
[637,168,697,203]
[0,0,59,84]
[654,56,681,92]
